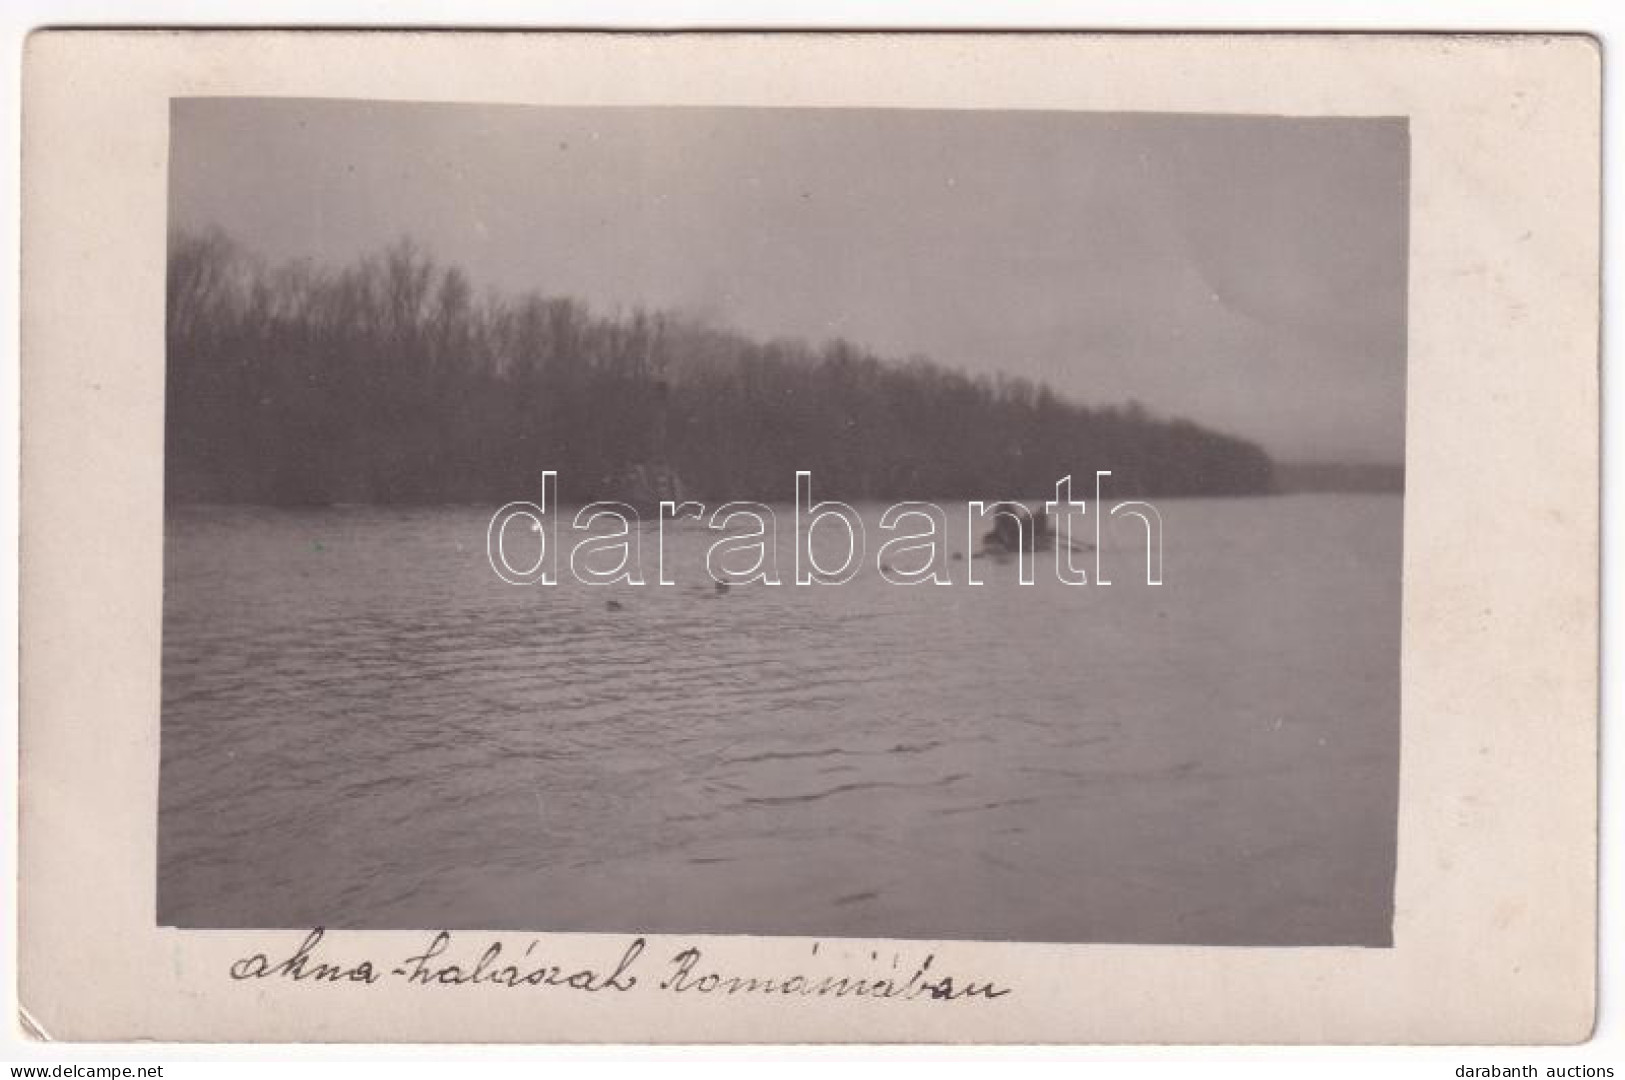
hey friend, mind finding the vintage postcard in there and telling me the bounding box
[17,31,1600,1042]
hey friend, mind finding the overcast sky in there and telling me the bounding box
[170,99,1407,464]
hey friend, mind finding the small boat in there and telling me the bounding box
[981,501,1053,554]
[978,502,1094,557]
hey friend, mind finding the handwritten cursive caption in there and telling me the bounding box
[229,929,1012,1002]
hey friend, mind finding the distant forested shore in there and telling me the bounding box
[1273,461,1404,495]
[165,228,1276,507]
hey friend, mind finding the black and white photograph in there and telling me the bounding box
[11,20,1610,1058]
[156,99,1408,946]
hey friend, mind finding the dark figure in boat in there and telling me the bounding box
[982,501,1053,554]
[603,462,686,518]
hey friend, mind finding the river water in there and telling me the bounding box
[158,493,1401,945]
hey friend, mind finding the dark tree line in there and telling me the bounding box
[165,228,1274,506]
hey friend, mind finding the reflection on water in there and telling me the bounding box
[158,494,1401,944]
